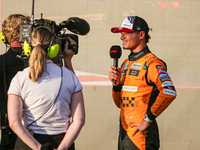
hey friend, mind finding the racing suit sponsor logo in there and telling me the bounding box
[162,81,174,87]
[121,70,127,75]
[161,77,171,82]
[129,69,140,76]
[165,86,175,91]
[123,103,134,107]
[157,68,167,74]
[127,121,134,127]
[159,73,169,79]
[163,89,176,96]
[122,97,135,107]
[127,16,135,24]
[125,115,134,119]
[122,86,138,92]
[133,52,144,59]
[156,65,166,70]
[131,62,143,70]
[124,63,129,69]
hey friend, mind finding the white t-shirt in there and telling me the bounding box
[8,59,82,135]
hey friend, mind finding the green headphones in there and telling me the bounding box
[23,26,60,59]
[1,26,60,59]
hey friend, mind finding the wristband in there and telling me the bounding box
[144,114,153,123]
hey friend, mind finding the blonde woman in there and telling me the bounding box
[7,27,85,150]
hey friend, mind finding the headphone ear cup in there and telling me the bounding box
[47,43,59,59]
[1,31,8,44]
[24,40,32,56]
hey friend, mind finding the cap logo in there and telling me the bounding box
[137,27,141,30]
[123,24,131,27]
[127,16,135,24]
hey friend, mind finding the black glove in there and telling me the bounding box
[41,143,54,150]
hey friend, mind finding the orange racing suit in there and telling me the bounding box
[112,46,176,150]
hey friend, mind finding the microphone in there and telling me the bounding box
[60,17,90,35]
[109,45,122,84]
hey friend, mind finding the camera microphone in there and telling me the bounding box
[60,17,90,36]
[109,45,122,84]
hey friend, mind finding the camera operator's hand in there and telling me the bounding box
[63,36,76,59]
[63,36,77,74]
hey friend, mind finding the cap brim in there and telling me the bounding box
[111,27,135,33]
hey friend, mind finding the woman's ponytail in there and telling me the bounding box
[28,28,52,82]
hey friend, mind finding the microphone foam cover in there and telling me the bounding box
[66,17,90,35]
[110,45,122,59]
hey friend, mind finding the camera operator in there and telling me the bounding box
[0,14,31,150]
[7,27,85,150]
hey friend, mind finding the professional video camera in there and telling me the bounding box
[18,0,90,66]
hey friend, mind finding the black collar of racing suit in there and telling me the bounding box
[128,46,151,61]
